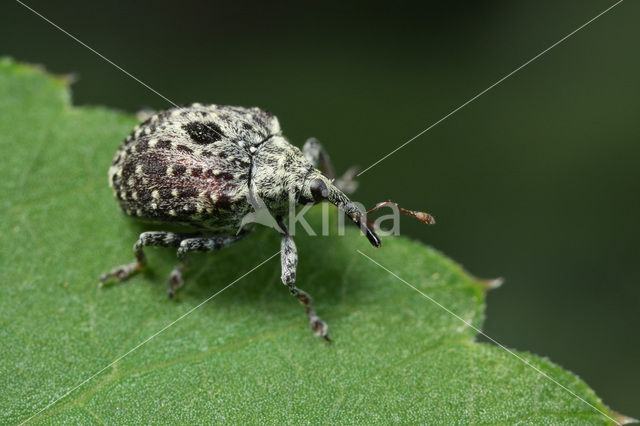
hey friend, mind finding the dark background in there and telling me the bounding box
[2,0,638,418]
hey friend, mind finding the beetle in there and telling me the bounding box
[100,103,433,341]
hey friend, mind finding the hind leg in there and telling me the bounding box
[167,232,248,297]
[303,137,359,194]
[100,231,189,285]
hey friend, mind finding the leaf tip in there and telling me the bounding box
[614,411,639,425]
[480,277,504,291]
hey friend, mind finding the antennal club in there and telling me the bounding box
[366,201,436,225]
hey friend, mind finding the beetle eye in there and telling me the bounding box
[310,178,328,202]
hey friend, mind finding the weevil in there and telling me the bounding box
[101,103,434,341]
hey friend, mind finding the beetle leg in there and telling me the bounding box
[303,137,359,194]
[100,231,187,285]
[277,217,330,341]
[169,233,248,298]
[303,137,336,179]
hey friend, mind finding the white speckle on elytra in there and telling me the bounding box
[152,190,160,199]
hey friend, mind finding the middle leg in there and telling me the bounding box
[99,231,189,285]
[168,232,248,297]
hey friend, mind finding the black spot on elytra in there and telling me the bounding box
[176,144,194,154]
[156,140,172,149]
[137,190,153,203]
[218,151,227,159]
[201,151,213,158]
[219,172,234,181]
[216,194,232,209]
[242,123,253,131]
[182,121,224,144]
[191,167,203,177]
[142,157,167,176]
[160,188,173,199]
[173,165,186,176]
[139,116,153,127]
[181,188,198,197]
[136,139,149,152]
[122,161,136,180]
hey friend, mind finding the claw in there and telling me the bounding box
[311,318,331,342]
[99,262,140,286]
[167,266,184,298]
[334,166,360,194]
[309,313,331,342]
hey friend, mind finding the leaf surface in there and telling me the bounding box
[0,58,625,424]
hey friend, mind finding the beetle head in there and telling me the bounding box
[300,172,381,248]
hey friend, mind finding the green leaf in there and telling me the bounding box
[0,58,629,424]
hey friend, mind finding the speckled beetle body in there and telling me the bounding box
[101,103,381,341]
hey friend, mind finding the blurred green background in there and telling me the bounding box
[2,0,638,418]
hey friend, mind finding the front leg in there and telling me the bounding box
[303,137,359,194]
[278,217,330,341]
